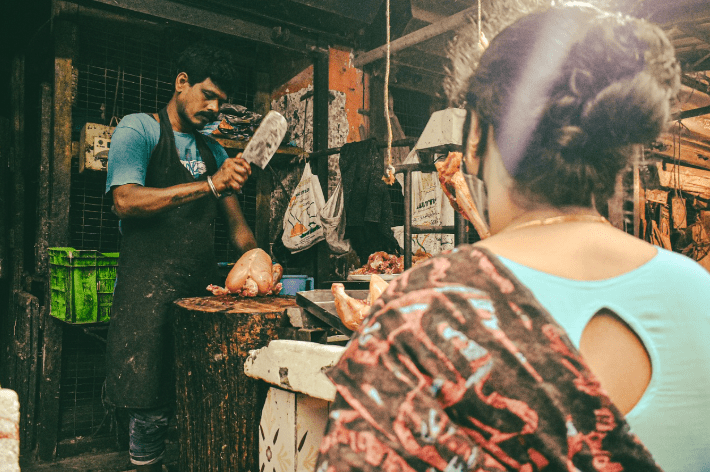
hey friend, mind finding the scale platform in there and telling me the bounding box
[295,289,369,336]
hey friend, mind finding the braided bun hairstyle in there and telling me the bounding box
[450,3,680,208]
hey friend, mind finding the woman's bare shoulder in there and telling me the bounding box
[475,224,658,281]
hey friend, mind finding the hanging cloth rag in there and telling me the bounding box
[339,139,400,265]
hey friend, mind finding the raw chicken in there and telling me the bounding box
[435,151,491,239]
[207,248,283,297]
[332,274,389,331]
[367,274,389,305]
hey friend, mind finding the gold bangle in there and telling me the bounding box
[207,175,221,198]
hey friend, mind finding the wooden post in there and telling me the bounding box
[313,48,330,287]
[10,55,25,293]
[48,20,76,249]
[13,292,40,452]
[37,19,77,460]
[36,314,63,461]
[0,117,8,281]
[0,117,9,389]
[35,83,52,274]
[633,147,642,238]
[254,167,273,252]
[172,296,295,472]
[254,70,273,251]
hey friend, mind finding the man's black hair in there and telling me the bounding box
[176,42,238,95]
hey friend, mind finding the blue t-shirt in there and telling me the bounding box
[499,248,710,472]
[105,113,228,192]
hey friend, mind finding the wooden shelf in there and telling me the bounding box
[213,136,304,157]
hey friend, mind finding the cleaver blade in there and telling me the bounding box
[240,110,288,169]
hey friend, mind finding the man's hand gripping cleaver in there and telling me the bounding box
[240,110,288,169]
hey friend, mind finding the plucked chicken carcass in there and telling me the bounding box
[207,248,283,297]
[332,274,389,331]
[435,151,491,239]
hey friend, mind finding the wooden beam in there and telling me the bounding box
[0,117,8,280]
[4,52,25,417]
[35,83,52,274]
[392,54,447,77]
[656,161,710,195]
[391,71,443,98]
[36,314,63,461]
[679,23,710,49]
[634,153,641,238]
[253,70,272,252]
[14,292,40,452]
[313,49,330,288]
[79,0,315,53]
[673,104,710,120]
[651,135,710,171]
[353,5,477,68]
[37,19,77,462]
[49,20,76,249]
[691,50,710,70]
[681,74,710,95]
[53,0,163,30]
[10,55,25,290]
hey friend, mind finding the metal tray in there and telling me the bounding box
[296,289,369,336]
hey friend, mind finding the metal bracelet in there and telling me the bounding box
[207,175,221,199]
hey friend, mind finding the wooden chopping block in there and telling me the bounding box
[172,295,296,472]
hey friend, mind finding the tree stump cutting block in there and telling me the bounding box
[173,296,296,472]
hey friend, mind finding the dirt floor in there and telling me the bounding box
[19,444,178,472]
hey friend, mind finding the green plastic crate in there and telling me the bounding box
[50,247,119,323]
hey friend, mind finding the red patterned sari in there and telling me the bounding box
[316,246,663,472]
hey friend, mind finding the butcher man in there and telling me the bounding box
[104,43,257,471]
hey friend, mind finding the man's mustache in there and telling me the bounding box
[196,112,217,121]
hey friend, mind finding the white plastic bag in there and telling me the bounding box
[282,162,326,252]
[320,182,351,254]
[393,149,454,255]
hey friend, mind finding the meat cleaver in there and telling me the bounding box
[240,110,288,169]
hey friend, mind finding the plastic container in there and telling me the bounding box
[49,247,119,323]
[279,275,314,296]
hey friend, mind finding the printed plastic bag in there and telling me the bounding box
[320,182,351,254]
[282,162,326,252]
[393,149,454,255]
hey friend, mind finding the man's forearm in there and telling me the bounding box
[219,194,257,254]
[112,181,214,218]
[232,229,258,254]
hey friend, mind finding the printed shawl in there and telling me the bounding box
[316,246,662,472]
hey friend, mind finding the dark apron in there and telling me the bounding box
[105,107,219,409]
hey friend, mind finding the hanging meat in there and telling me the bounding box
[435,151,491,239]
[350,250,432,276]
[332,274,389,331]
[207,248,284,297]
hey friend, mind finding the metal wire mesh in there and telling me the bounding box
[390,87,432,138]
[70,158,121,253]
[58,327,111,441]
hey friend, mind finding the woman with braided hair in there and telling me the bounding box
[316,4,710,472]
